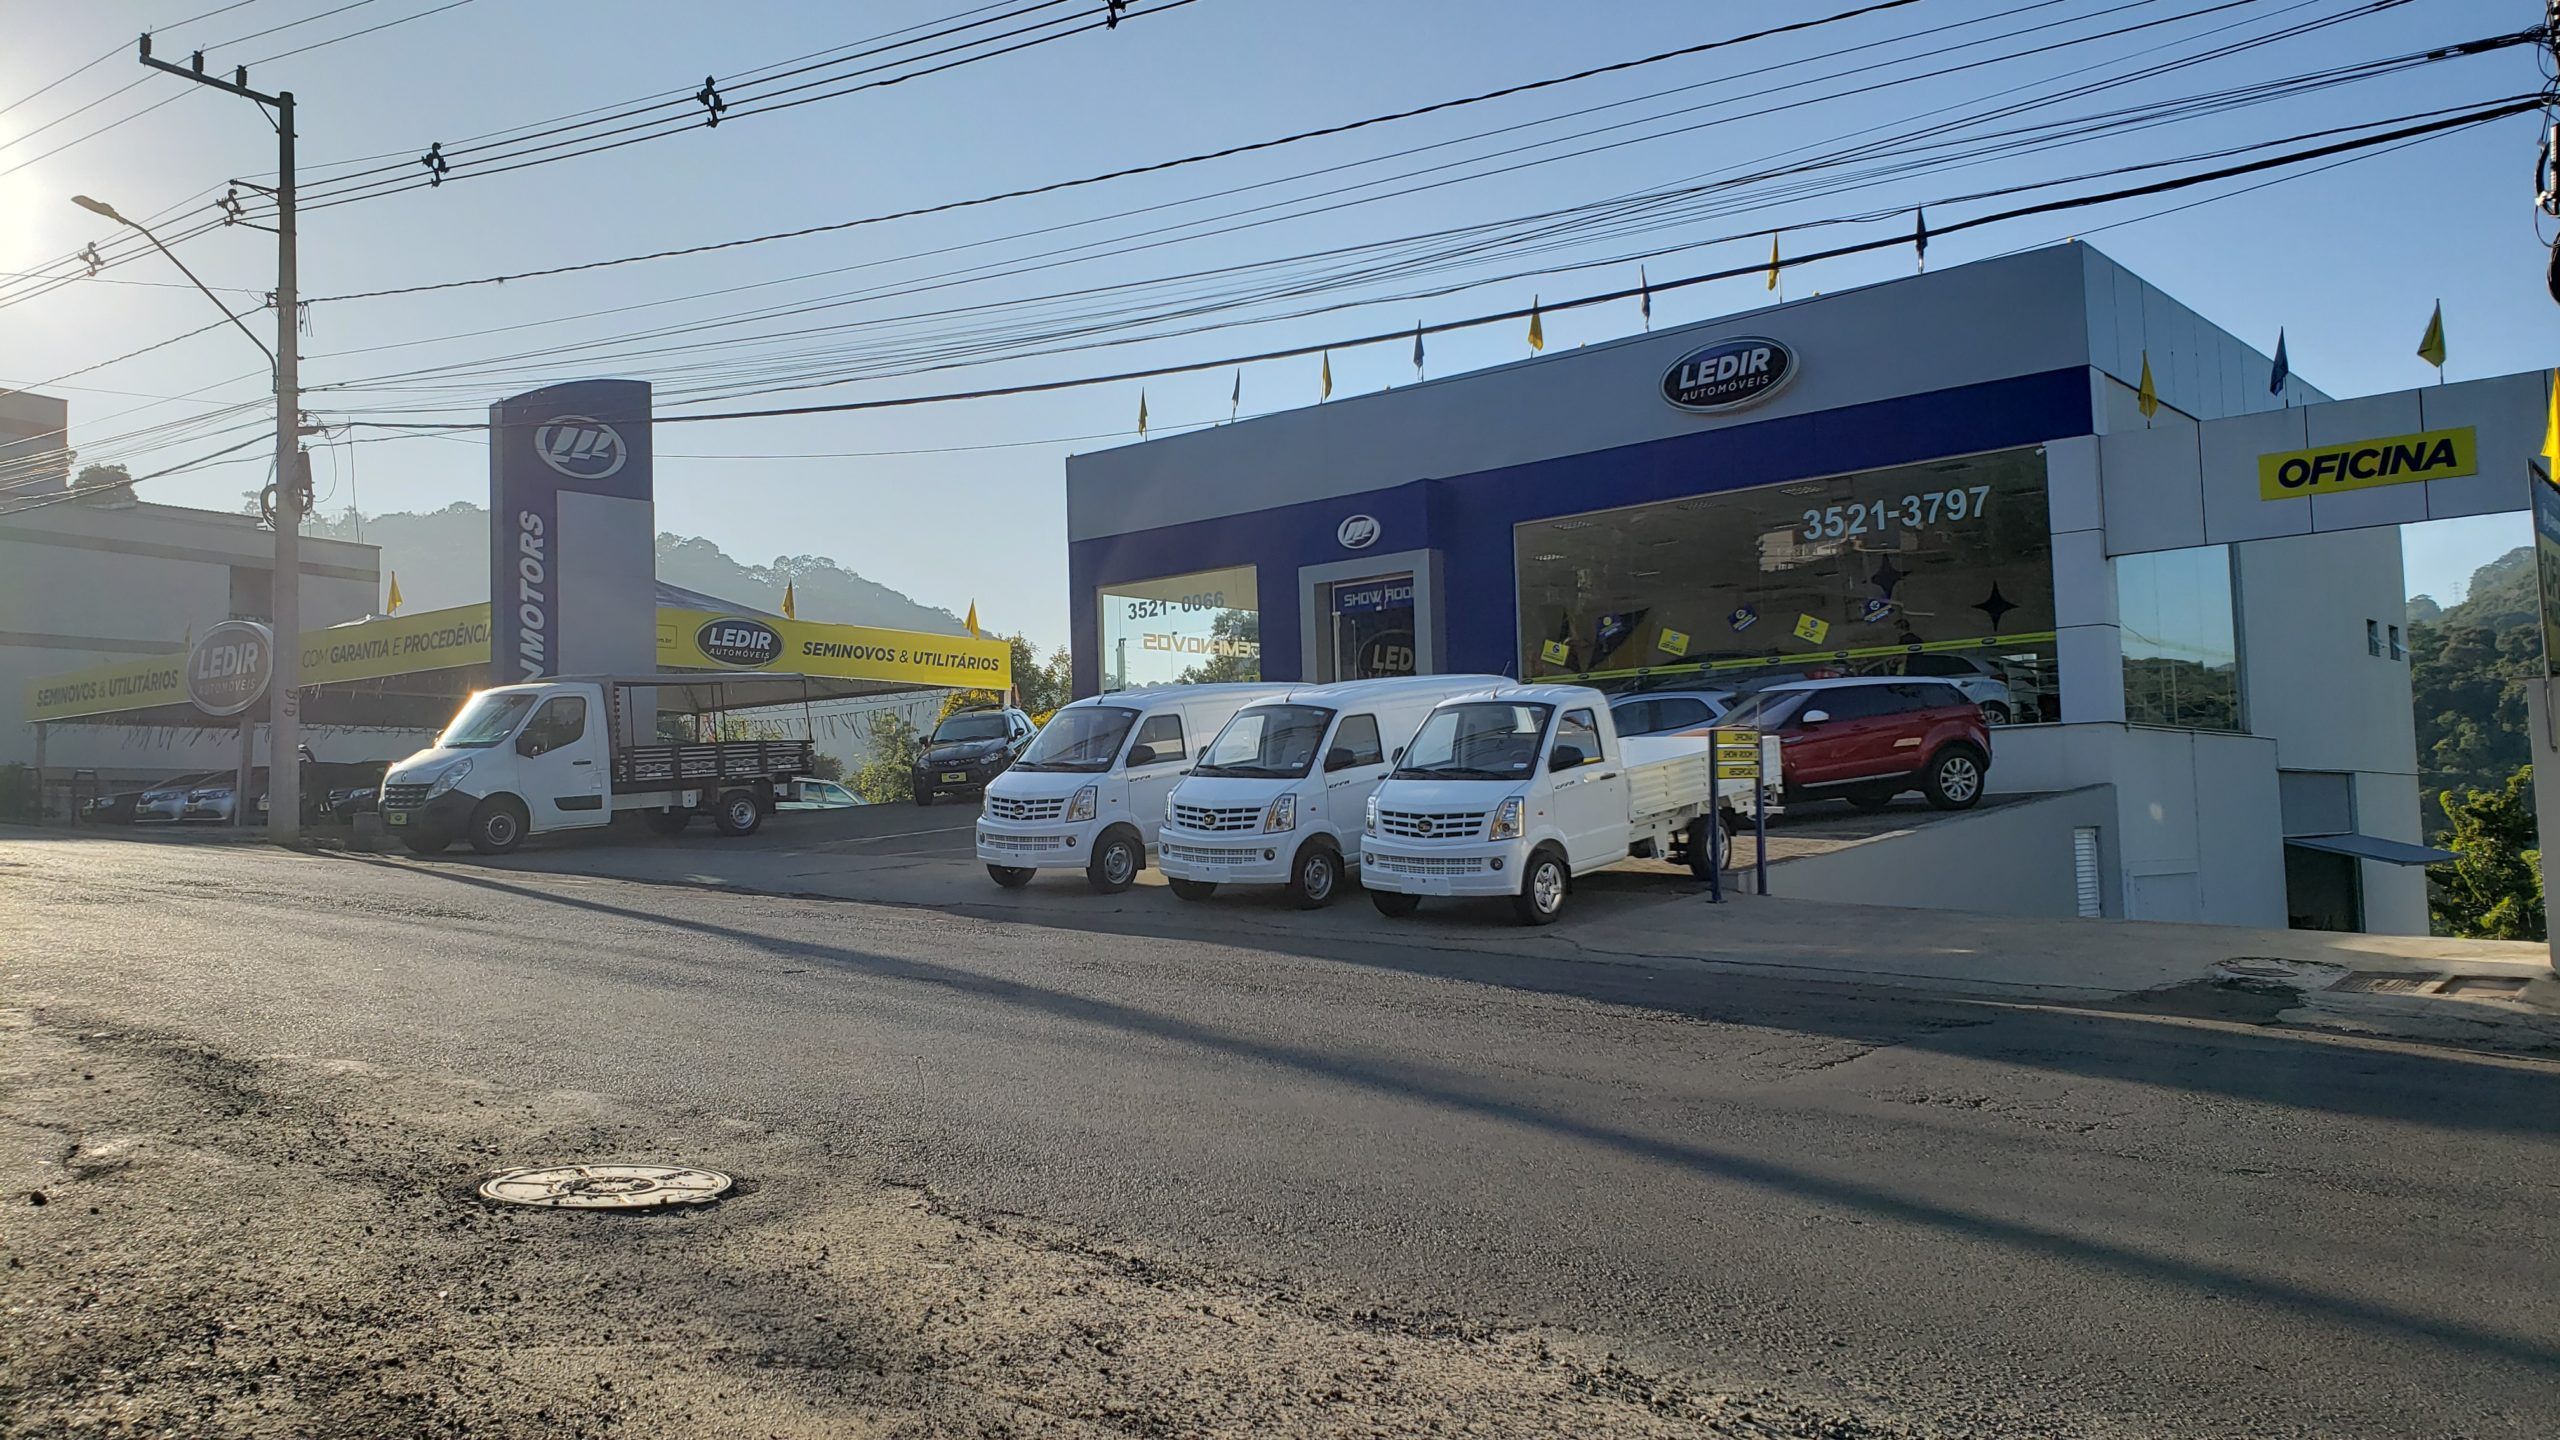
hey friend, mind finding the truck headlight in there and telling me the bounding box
[1487,796,1525,841]
[1167,791,1179,825]
[1364,796,1379,836]
[1262,793,1296,833]
[423,759,472,799]
[1065,784,1097,822]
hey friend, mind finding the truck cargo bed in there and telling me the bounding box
[610,739,815,790]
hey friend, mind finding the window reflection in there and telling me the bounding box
[2117,545,2241,731]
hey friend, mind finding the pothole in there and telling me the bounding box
[478,1163,733,1209]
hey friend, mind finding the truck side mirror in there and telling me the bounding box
[1324,746,1358,772]
[1549,743,1588,772]
[1124,743,1157,768]
[1800,709,1831,726]
[514,732,545,757]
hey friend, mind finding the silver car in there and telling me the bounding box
[133,772,219,823]
[1899,654,2021,725]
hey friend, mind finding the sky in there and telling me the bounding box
[3,0,2554,648]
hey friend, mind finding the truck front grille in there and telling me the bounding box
[986,795,1065,823]
[1172,803,1260,833]
[1375,808,1485,841]
[1368,852,1488,876]
[380,783,431,809]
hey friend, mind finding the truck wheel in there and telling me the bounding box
[466,797,528,856]
[1369,889,1421,917]
[714,788,763,836]
[914,791,934,808]
[1087,826,1143,893]
[1512,847,1570,926]
[1923,747,1986,811]
[642,808,690,837]
[1683,817,1727,879]
[1286,840,1343,909]
[401,830,452,857]
[1168,877,1217,902]
[987,864,1035,888]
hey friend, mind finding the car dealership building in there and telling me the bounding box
[1065,244,2554,934]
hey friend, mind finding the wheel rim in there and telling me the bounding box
[485,813,517,845]
[1531,860,1564,914]
[1981,703,2007,725]
[1941,757,1981,802]
[1104,841,1136,885]
[1302,853,1335,901]
[728,798,756,827]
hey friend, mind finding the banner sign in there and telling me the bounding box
[27,654,188,723]
[1712,728,1762,781]
[1332,578,1414,615]
[656,609,1012,690]
[184,619,274,717]
[2256,426,2476,501]
[489,379,654,683]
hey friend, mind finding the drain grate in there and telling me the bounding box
[2331,971,2442,995]
[479,1164,732,1209]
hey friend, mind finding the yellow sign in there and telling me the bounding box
[656,609,1011,690]
[1657,627,1690,657]
[1792,614,1831,646]
[27,654,188,723]
[1712,727,1761,781]
[1540,639,1571,665]
[301,604,492,686]
[2257,427,2476,501]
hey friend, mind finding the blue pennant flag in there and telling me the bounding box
[2269,328,2290,398]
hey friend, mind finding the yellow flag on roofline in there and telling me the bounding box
[2136,351,2159,422]
[2417,300,2446,373]
[965,601,980,639]
[781,580,796,620]
[1527,296,1544,352]
[1321,350,1333,401]
[1137,388,1148,439]
[2539,369,2559,482]
[385,571,403,614]
[1764,234,1780,291]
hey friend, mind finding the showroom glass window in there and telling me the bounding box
[1513,447,2060,721]
[1096,564,1259,690]
[2116,544,2242,731]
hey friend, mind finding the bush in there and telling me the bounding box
[851,712,921,805]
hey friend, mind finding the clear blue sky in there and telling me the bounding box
[5,0,2552,647]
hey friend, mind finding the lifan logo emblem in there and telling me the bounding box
[533,415,627,480]
[1337,514,1381,549]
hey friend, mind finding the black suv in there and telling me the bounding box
[912,707,1036,806]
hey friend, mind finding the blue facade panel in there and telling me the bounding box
[1070,368,2093,695]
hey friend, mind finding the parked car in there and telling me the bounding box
[1607,688,1736,738]
[912,706,1036,807]
[1898,653,2019,725]
[1718,677,1989,812]
[133,772,222,823]
[315,761,391,819]
[183,768,268,824]
[777,778,864,810]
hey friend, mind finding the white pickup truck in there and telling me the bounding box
[1360,683,1775,925]
[379,673,817,856]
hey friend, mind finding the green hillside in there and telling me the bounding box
[2407,546,2539,841]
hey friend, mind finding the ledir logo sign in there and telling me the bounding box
[533,415,628,480]
[1337,514,1381,550]
[1662,336,1796,414]
[697,617,784,668]
[185,619,274,717]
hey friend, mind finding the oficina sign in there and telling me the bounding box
[1662,336,1796,413]
[186,619,274,717]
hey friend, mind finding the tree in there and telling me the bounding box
[71,463,134,506]
[934,634,1074,723]
[851,711,922,804]
[2429,764,2545,940]
[807,752,845,782]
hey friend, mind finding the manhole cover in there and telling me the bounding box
[478,1164,732,1209]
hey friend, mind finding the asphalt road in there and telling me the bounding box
[5,828,2558,1437]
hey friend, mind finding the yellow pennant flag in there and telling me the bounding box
[965,601,980,639]
[1321,349,1333,400]
[1527,296,1544,352]
[782,580,797,620]
[1136,388,1148,439]
[2417,300,2446,372]
[2136,351,2159,421]
[385,571,403,614]
[1765,234,1780,291]
[2540,368,2559,481]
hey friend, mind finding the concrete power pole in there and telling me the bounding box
[137,38,304,841]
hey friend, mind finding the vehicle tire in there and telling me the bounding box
[1847,788,1896,813]
[1981,701,2012,727]
[914,790,934,808]
[401,830,452,857]
[642,807,690,837]
[1683,816,1727,879]
[1923,746,1986,811]
[465,796,529,856]
[987,864,1035,888]
[1286,839,1343,910]
[1087,826,1143,893]
[1369,888,1421,917]
[1511,846,1570,926]
[1168,876,1218,902]
[713,787,763,836]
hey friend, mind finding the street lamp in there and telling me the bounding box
[69,196,274,369]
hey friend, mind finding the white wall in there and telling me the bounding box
[1767,787,2118,920]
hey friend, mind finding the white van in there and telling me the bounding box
[1157,675,1508,908]
[976,683,1295,892]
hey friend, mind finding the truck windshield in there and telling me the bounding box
[1014,706,1137,772]
[438,692,540,749]
[1718,691,1810,731]
[1393,702,1551,780]
[1194,704,1333,779]
[931,712,1010,744]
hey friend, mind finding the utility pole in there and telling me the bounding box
[136,37,304,841]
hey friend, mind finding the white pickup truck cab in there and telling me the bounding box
[1157,674,1508,909]
[1361,683,1753,926]
[976,682,1295,892]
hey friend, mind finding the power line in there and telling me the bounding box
[244,0,477,67]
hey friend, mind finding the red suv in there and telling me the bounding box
[1721,677,1990,812]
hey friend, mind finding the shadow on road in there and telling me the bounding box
[336,852,2560,1378]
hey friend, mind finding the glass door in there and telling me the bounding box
[1320,574,1417,681]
